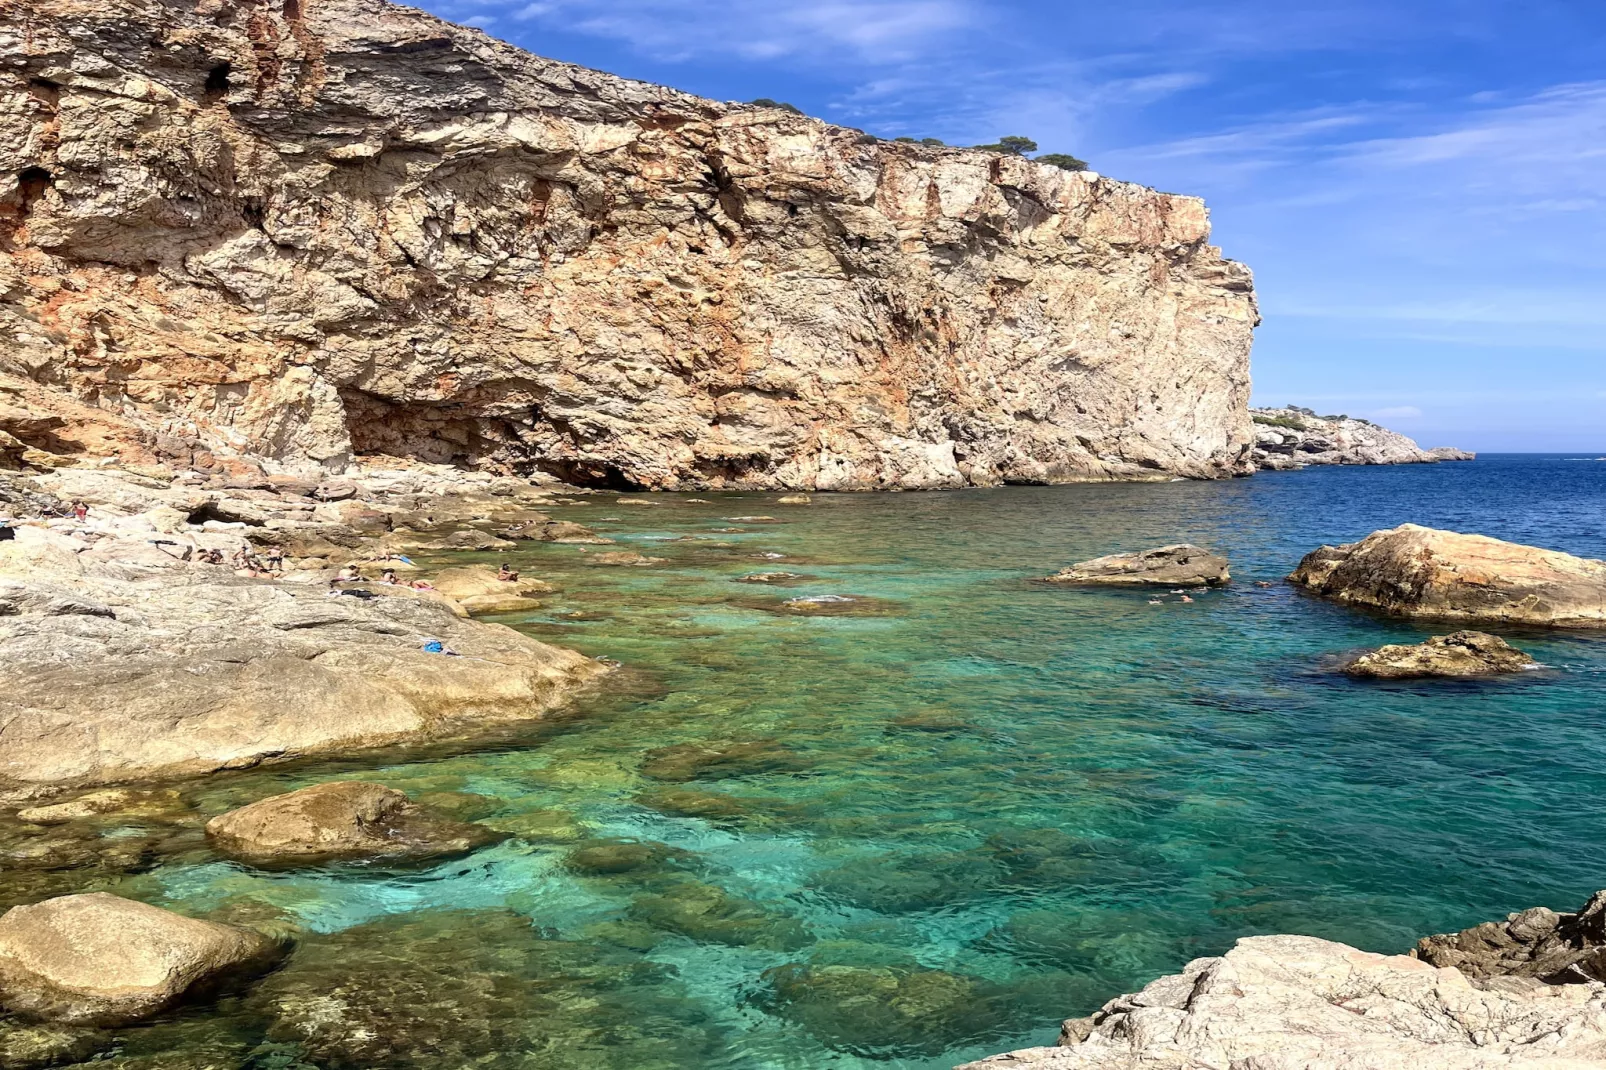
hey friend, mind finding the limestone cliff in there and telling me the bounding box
[0,0,1257,490]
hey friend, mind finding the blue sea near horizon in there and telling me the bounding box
[16,454,1606,1069]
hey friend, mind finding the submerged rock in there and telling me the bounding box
[630,880,811,951]
[1044,545,1230,586]
[565,839,684,875]
[250,910,721,1069]
[640,740,809,782]
[963,932,1606,1069]
[587,552,666,567]
[16,788,186,825]
[1344,630,1539,679]
[206,781,503,866]
[0,893,282,1025]
[735,571,803,584]
[1413,889,1606,984]
[1290,524,1606,627]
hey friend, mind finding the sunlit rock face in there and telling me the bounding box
[0,0,1257,489]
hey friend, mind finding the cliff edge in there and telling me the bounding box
[0,0,1256,490]
[1252,407,1473,469]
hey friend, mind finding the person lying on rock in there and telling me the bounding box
[334,564,364,584]
[410,578,436,590]
[498,564,519,582]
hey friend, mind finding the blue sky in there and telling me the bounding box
[418,0,1606,451]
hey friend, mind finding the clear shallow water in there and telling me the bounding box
[13,456,1606,1068]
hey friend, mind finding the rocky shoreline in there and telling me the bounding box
[0,462,614,799]
[1252,406,1474,469]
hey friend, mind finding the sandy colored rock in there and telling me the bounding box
[0,525,605,793]
[206,781,503,866]
[962,934,1606,1069]
[0,893,282,1025]
[426,565,552,613]
[1290,525,1606,627]
[588,551,666,567]
[776,495,812,504]
[1044,545,1229,586]
[0,0,1253,489]
[1344,631,1539,679]
[1252,407,1473,470]
[16,787,184,825]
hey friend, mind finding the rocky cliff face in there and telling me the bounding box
[0,0,1257,490]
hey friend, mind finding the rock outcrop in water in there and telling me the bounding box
[1414,890,1606,984]
[963,931,1606,1069]
[1043,545,1229,586]
[1343,631,1538,679]
[1252,407,1472,470]
[206,780,503,866]
[1291,525,1606,628]
[0,0,1255,490]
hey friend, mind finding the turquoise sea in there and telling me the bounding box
[9,455,1606,1069]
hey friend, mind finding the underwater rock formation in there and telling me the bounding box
[1,0,1255,489]
[1290,525,1606,628]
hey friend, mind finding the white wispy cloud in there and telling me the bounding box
[509,0,976,63]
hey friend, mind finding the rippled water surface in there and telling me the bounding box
[14,456,1606,1069]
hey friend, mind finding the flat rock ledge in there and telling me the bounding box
[0,523,608,796]
[1044,545,1230,587]
[0,893,282,1026]
[961,932,1606,1069]
[207,781,503,866]
[1345,631,1539,679]
[1291,524,1606,628]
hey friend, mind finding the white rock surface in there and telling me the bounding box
[1252,407,1473,469]
[960,935,1606,1069]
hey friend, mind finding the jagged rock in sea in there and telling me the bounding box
[0,0,1255,490]
[1251,407,1473,470]
[1343,630,1539,679]
[1290,524,1606,628]
[206,780,504,866]
[1043,544,1230,586]
[0,892,283,1025]
[1414,890,1606,984]
[961,930,1606,1068]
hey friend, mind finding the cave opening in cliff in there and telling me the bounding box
[12,167,52,219]
[204,62,231,103]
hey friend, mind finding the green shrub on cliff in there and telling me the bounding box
[973,135,1038,155]
[1036,153,1089,171]
[1252,414,1309,431]
[749,98,804,115]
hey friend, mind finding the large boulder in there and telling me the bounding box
[1344,631,1539,679]
[0,893,282,1025]
[1044,545,1229,586]
[0,526,606,794]
[961,933,1606,1069]
[206,781,503,866]
[1291,524,1606,627]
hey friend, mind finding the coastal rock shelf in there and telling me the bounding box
[962,932,1606,1069]
[1043,544,1230,586]
[1251,407,1473,470]
[0,0,1255,489]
